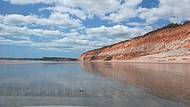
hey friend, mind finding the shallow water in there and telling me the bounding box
[0,61,189,107]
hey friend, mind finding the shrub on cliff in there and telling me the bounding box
[104,56,113,61]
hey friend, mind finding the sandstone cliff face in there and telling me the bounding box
[80,22,190,62]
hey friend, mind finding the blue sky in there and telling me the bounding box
[0,0,190,58]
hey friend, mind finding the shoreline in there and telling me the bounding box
[0,59,190,64]
[80,53,190,64]
[80,59,190,64]
[0,59,79,64]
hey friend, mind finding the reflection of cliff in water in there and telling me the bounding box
[81,62,190,103]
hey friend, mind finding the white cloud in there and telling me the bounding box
[0,36,32,46]
[0,23,147,52]
[59,0,121,17]
[4,0,141,22]
[4,0,120,16]
[84,24,152,51]
[3,0,51,5]
[139,0,190,23]
[54,32,90,45]
[28,32,91,52]
[48,12,82,27]
[2,0,190,54]
[4,0,190,24]
[84,24,153,50]
[0,23,64,37]
[103,0,142,22]
[103,8,137,23]
[86,25,146,38]
[59,0,143,22]
[0,23,90,52]
[41,6,88,20]
[1,12,82,28]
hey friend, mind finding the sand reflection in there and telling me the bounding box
[81,62,190,103]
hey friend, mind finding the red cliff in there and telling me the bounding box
[80,22,190,63]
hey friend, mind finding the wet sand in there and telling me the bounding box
[0,61,189,107]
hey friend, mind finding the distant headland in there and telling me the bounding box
[0,57,78,61]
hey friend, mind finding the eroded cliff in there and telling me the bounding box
[80,22,190,62]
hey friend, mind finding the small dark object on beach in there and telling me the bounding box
[79,89,84,92]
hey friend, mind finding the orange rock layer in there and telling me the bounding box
[80,22,190,61]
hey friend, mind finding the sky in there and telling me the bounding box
[0,0,190,58]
